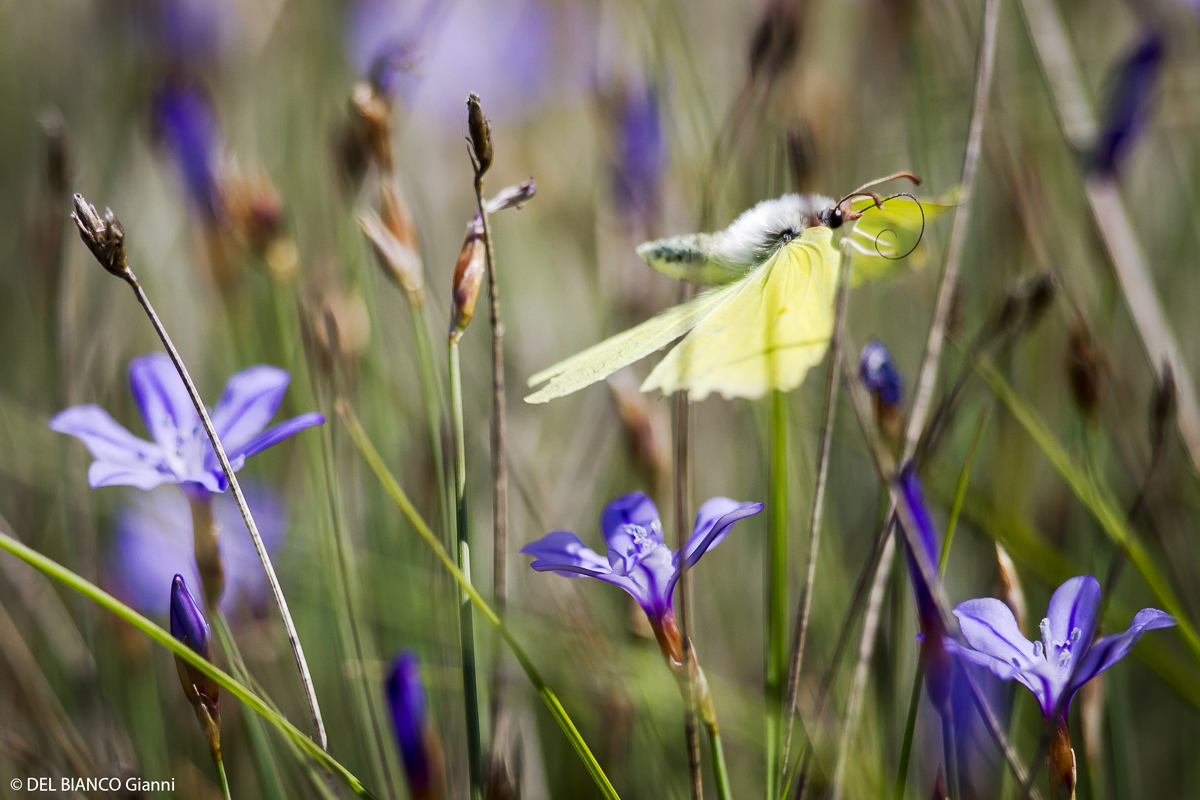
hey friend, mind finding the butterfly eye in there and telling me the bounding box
[823,207,844,229]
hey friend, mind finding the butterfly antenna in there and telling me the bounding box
[872,192,925,261]
[846,171,921,198]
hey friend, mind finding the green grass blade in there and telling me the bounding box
[974,356,1200,668]
[0,529,374,799]
[339,401,622,800]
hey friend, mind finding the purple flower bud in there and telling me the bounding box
[612,83,664,216]
[154,82,223,221]
[859,340,904,407]
[170,575,219,721]
[387,651,441,799]
[1092,32,1164,177]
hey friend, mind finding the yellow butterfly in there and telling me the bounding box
[526,176,947,404]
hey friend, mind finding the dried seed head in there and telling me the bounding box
[71,194,130,279]
[360,205,425,302]
[994,543,1027,634]
[1065,323,1103,419]
[223,167,285,254]
[1023,271,1057,326]
[449,214,486,344]
[467,93,493,176]
[1151,362,1176,454]
[484,179,537,215]
[352,82,393,172]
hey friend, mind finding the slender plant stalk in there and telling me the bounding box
[675,388,704,800]
[216,758,233,800]
[706,720,733,800]
[942,716,961,800]
[894,406,990,799]
[104,265,328,749]
[339,402,623,800]
[766,389,789,800]
[212,615,287,800]
[0,528,373,797]
[449,341,485,800]
[411,307,454,550]
[781,264,849,777]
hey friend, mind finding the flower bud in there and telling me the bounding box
[467,93,493,176]
[449,215,486,345]
[484,179,537,215]
[387,652,446,800]
[352,82,393,172]
[994,542,1027,634]
[1092,32,1164,177]
[1047,720,1077,800]
[360,198,425,303]
[1023,271,1057,327]
[72,194,130,279]
[860,340,904,446]
[170,575,221,754]
[1065,323,1103,419]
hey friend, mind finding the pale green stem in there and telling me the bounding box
[766,389,789,800]
[449,341,483,800]
[706,721,733,800]
[216,757,233,800]
[339,403,622,800]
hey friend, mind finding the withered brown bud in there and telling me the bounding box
[749,0,801,80]
[352,82,394,172]
[1151,362,1176,453]
[785,121,816,192]
[360,207,425,302]
[1023,271,1057,326]
[993,291,1022,337]
[484,178,536,214]
[467,93,493,176]
[71,194,130,279]
[223,168,285,254]
[994,543,1027,634]
[1048,722,1076,800]
[449,214,486,344]
[1066,323,1103,419]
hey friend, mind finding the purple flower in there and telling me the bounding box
[612,82,664,216]
[154,82,224,220]
[947,576,1175,721]
[49,353,324,494]
[521,492,762,625]
[860,340,903,407]
[170,574,219,715]
[1092,32,1165,177]
[387,651,439,799]
[110,485,284,616]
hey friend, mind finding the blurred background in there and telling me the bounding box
[1,0,1199,798]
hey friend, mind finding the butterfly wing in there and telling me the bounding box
[524,282,742,404]
[641,226,841,401]
[845,191,957,285]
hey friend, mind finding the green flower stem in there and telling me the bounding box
[411,305,453,548]
[766,389,789,800]
[706,720,733,800]
[339,402,622,800]
[0,529,373,798]
[894,406,989,800]
[216,757,233,800]
[449,341,484,800]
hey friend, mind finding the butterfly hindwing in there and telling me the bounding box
[524,282,742,404]
[642,226,841,400]
[845,191,957,284]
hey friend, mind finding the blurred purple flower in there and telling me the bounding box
[1092,32,1165,177]
[860,340,903,407]
[612,82,664,216]
[49,352,323,494]
[387,651,439,799]
[346,0,590,121]
[896,465,954,710]
[111,485,284,617]
[947,575,1174,721]
[154,82,223,220]
[521,492,761,626]
[127,0,236,67]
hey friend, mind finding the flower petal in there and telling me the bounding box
[521,531,612,577]
[50,405,164,467]
[1068,608,1175,696]
[230,412,325,461]
[680,499,763,569]
[88,461,173,490]
[601,492,662,546]
[946,637,1054,715]
[129,353,201,452]
[1045,575,1102,655]
[953,598,1036,666]
[211,365,291,455]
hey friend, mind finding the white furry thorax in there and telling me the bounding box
[711,193,835,267]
